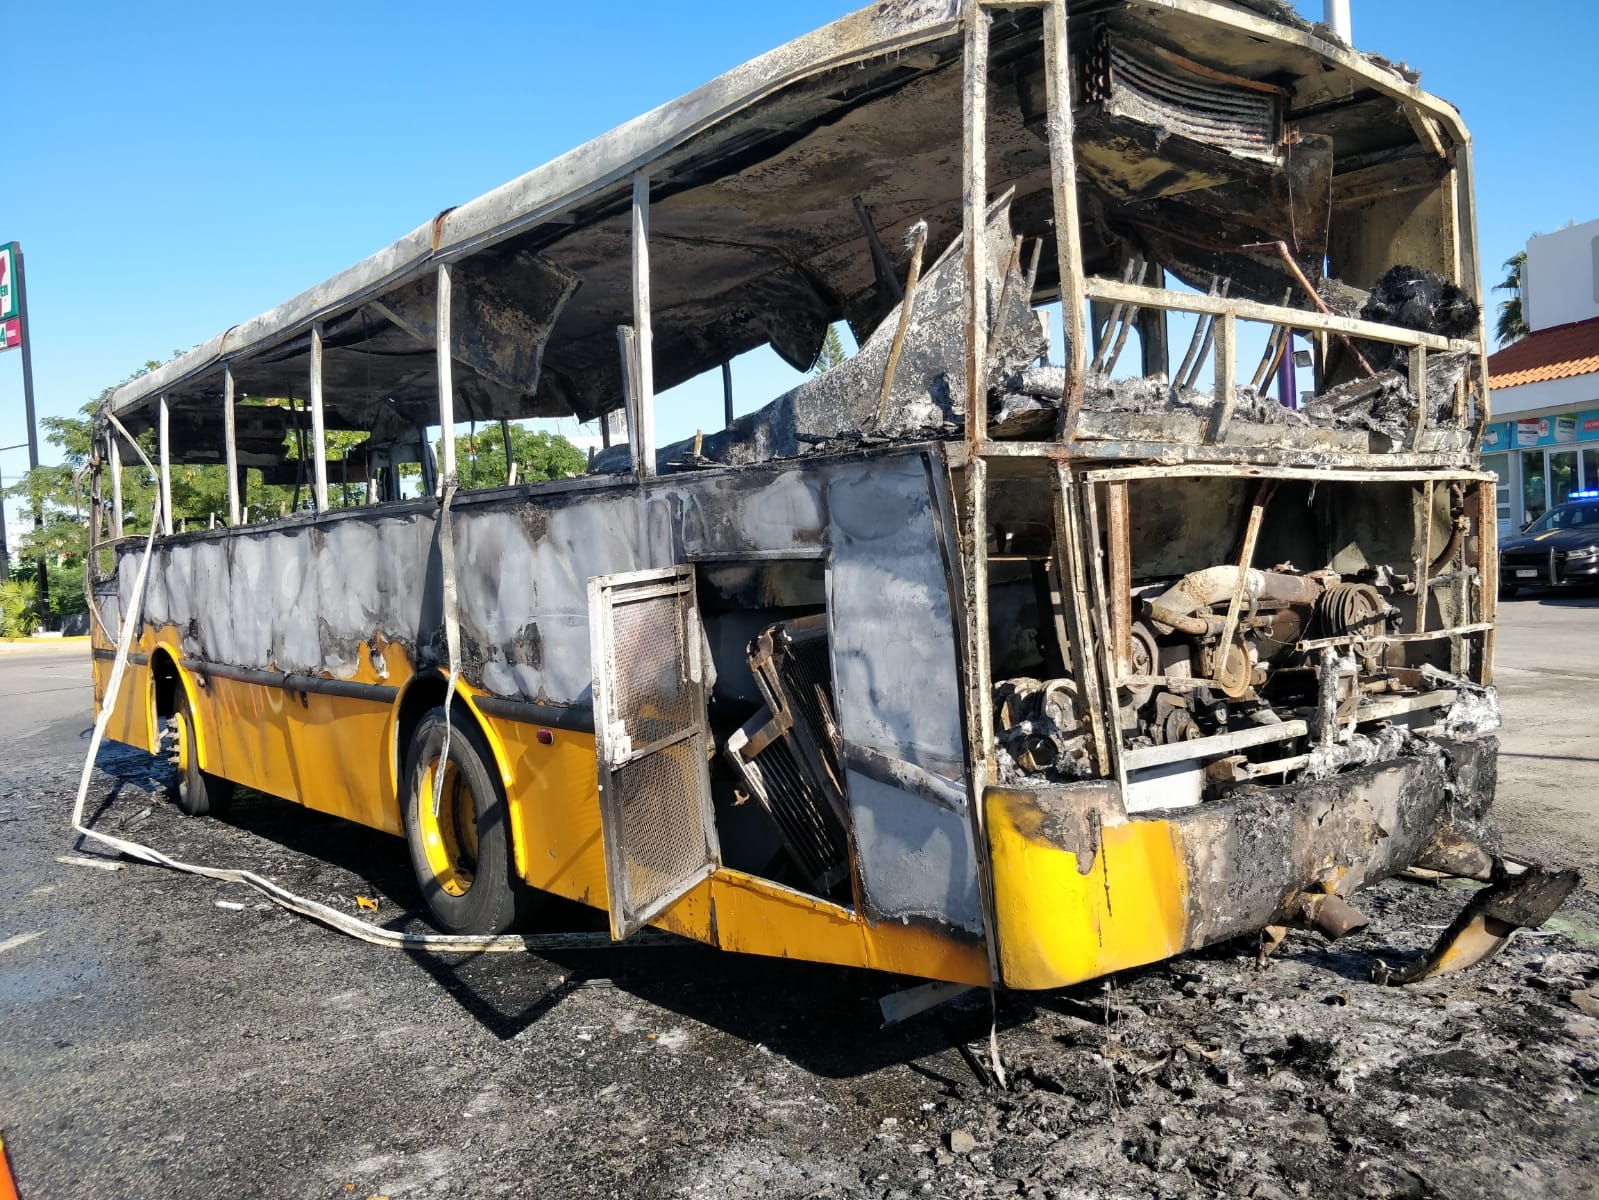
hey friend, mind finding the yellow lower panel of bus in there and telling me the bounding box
[491,719,989,985]
[90,626,402,835]
[986,788,1190,990]
[196,673,399,835]
[94,638,989,986]
[493,719,610,906]
[655,871,991,987]
[92,654,152,752]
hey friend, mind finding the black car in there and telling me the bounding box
[1500,493,1599,596]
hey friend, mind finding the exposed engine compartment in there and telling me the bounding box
[997,565,1399,765]
[986,465,1496,808]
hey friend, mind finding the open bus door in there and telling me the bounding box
[589,566,721,939]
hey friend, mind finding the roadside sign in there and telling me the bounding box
[0,243,15,322]
[0,317,18,352]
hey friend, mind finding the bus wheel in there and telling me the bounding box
[402,707,532,934]
[170,691,233,817]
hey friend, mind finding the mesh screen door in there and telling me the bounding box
[589,566,720,939]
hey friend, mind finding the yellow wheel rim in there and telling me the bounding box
[419,758,478,897]
[174,711,191,777]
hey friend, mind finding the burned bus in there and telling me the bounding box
[87,0,1572,990]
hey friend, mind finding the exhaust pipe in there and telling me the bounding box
[1324,0,1352,43]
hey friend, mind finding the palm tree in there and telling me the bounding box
[1494,250,1529,346]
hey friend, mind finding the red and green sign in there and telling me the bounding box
[0,318,18,350]
[0,244,16,323]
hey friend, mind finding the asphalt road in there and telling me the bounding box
[0,607,1595,1199]
[1488,593,1599,880]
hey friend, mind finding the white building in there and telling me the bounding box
[1484,220,1599,533]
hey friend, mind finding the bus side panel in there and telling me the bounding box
[191,673,295,800]
[92,654,152,752]
[825,457,984,935]
[653,871,990,987]
[195,673,401,836]
[281,690,399,835]
[492,719,609,908]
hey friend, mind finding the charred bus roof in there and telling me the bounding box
[104,0,1479,462]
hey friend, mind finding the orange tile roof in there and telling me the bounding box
[1488,315,1599,389]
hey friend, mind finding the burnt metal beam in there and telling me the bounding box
[158,395,173,536]
[1207,310,1237,441]
[1089,277,1473,354]
[309,325,330,511]
[1050,464,1110,773]
[1044,0,1088,437]
[632,172,657,479]
[1474,479,1497,685]
[435,266,456,489]
[962,3,990,450]
[1416,478,1435,635]
[1105,482,1132,681]
[223,362,240,526]
[108,432,123,540]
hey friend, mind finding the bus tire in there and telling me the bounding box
[171,689,233,817]
[402,707,533,934]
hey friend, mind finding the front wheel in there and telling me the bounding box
[402,707,534,934]
[170,690,233,817]
[1499,583,1519,600]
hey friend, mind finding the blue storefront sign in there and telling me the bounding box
[1481,411,1599,453]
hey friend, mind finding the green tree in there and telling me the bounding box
[813,324,848,374]
[1494,250,1530,346]
[46,562,88,618]
[451,424,587,488]
[6,400,114,567]
[7,361,590,595]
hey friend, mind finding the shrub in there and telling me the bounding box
[0,578,42,637]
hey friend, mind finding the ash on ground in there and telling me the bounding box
[847,884,1599,1200]
[21,749,1597,1200]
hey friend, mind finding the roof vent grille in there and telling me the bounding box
[1084,29,1285,164]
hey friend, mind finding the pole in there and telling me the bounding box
[158,396,173,536]
[436,264,456,487]
[109,433,123,539]
[223,362,240,525]
[631,172,656,478]
[1324,0,1352,43]
[15,245,44,602]
[309,325,329,511]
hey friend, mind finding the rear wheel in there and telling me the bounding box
[170,689,233,817]
[402,707,534,934]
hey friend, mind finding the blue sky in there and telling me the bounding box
[6,1,1596,471]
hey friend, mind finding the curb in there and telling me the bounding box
[0,636,92,654]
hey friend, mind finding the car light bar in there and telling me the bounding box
[1571,490,1599,500]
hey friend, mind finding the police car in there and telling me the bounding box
[1500,489,1599,597]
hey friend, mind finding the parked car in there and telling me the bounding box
[1500,491,1599,596]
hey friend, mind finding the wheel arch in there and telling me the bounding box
[148,648,215,769]
[392,672,518,823]
[392,672,524,881]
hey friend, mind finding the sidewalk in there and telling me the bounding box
[0,635,91,654]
